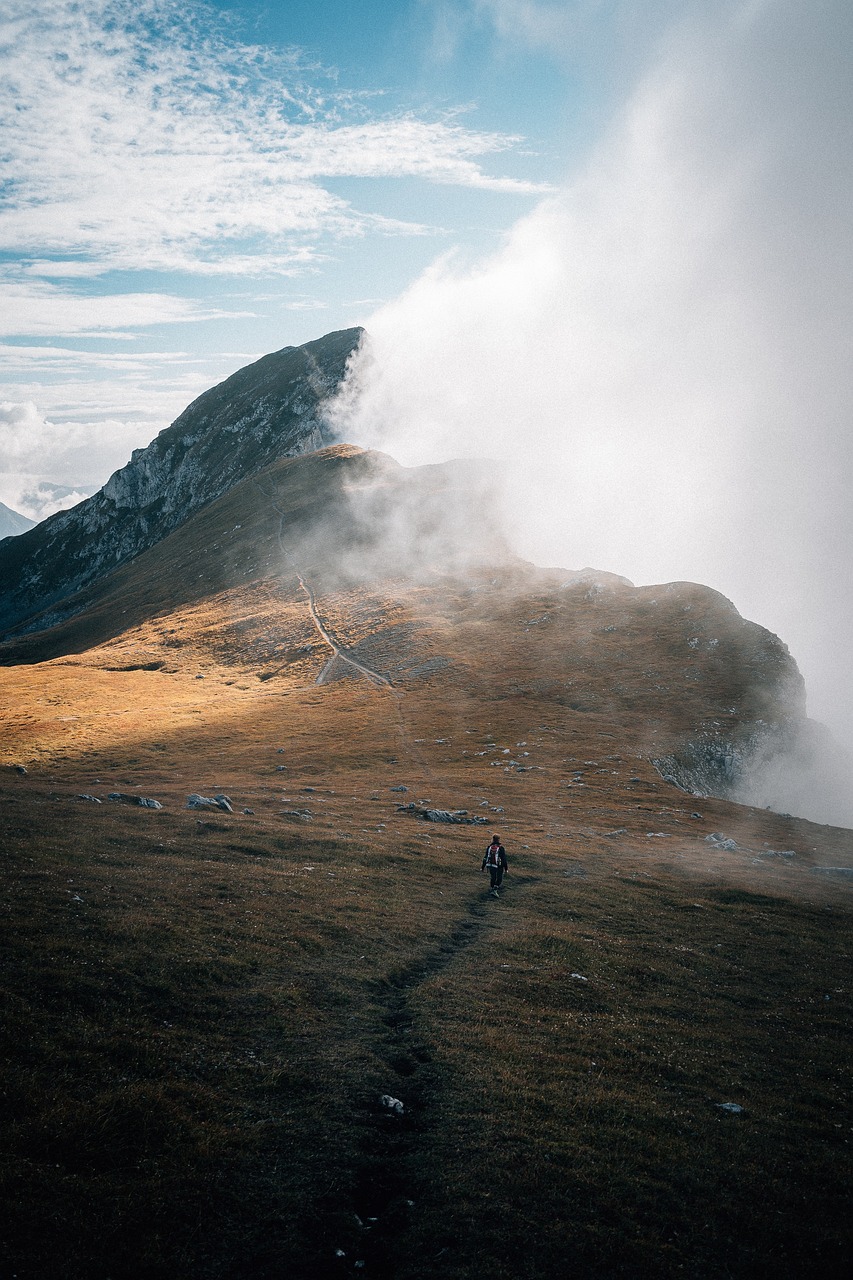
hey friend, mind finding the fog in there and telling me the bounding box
[327,0,853,822]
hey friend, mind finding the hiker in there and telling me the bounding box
[482,834,508,896]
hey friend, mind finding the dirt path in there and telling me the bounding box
[343,860,544,1277]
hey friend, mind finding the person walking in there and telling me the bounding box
[482,834,508,896]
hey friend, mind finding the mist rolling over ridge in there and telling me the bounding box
[326,0,853,814]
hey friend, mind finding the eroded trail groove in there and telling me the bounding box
[348,899,494,1278]
[344,861,543,1279]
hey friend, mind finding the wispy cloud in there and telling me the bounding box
[0,0,545,288]
[0,276,249,338]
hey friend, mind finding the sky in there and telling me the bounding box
[1,0,851,761]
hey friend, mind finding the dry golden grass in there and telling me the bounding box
[1,447,851,1278]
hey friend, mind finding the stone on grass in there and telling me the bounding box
[380,1094,404,1115]
[77,794,102,803]
[706,832,738,850]
[186,793,232,813]
[715,1102,744,1114]
[108,792,163,809]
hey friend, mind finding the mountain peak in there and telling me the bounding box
[0,327,363,637]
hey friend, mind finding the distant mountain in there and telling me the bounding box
[0,502,35,540]
[0,326,363,637]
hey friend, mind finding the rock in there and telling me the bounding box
[77,794,102,803]
[108,792,163,809]
[13,764,27,775]
[390,785,409,792]
[380,1094,404,1115]
[243,807,254,815]
[186,793,232,812]
[394,803,481,824]
[705,832,738,850]
[715,1102,744,1114]
[570,973,589,982]
[605,828,628,837]
[421,808,487,825]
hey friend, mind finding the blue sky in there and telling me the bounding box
[0,0,606,515]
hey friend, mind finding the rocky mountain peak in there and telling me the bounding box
[0,326,363,636]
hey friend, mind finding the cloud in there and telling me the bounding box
[330,0,853,772]
[0,277,248,339]
[0,397,160,518]
[0,0,545,284]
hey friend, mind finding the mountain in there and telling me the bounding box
[0,501,35,540]
[0,326,362,637]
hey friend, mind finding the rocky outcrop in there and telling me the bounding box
[0,327,363,636]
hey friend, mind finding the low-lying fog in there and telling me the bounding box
[328,0,853,827]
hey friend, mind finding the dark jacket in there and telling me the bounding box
[482,843,508,871]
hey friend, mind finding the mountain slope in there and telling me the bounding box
[0,326,362,636]
[2,441,834,818]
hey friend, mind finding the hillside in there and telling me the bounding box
[1,442,851,1278]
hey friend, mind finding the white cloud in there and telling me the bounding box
[0,398,143,472]
[0,277,249,338]
[331,0,853,764]
[0,0,545,286]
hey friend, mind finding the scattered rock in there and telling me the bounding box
[77,794,102,803]
[108,792,163,809]
[380,1094,404,1115]
[706,833,738,850]
[186,793,233,812]
[396,803,488,825]
[281,809,313,820]
[605,828,628,837]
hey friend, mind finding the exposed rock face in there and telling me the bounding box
[0,327,363,636]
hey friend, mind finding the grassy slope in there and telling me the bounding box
[1,449,851,1279]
